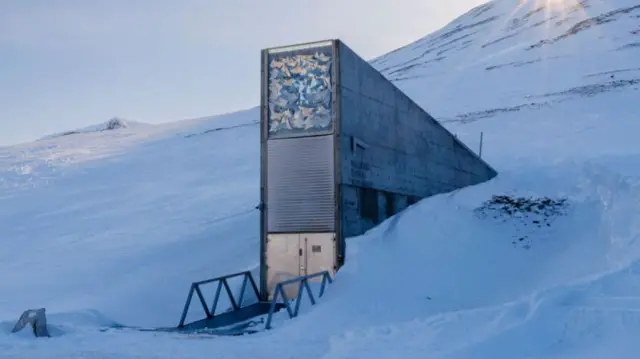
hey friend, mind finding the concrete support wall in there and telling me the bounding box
[336,41,497,238]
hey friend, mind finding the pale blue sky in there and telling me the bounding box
[0,0,486,145]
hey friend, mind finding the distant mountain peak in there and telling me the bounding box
[368,0,640,124]
[105,117,129,130]
[38,117,149,141]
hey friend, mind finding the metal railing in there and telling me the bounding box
[264,270,333,329]
[177,270,260,328]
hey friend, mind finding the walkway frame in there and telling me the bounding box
[264,270,333,329]
[177,270,260,328]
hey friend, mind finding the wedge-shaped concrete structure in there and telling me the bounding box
[259,39,497,298]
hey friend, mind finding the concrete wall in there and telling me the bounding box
[336,40,497,238]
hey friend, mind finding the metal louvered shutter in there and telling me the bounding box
[266,135,335,232]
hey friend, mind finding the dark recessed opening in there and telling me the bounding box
[384,191,394,218]
[359,187,379,222]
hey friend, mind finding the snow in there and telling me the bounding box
[37,117,149,141]
[1,0,640,357]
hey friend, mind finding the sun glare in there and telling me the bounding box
[532,0,585,16]
[545,0,572,9]
[507,0,590,31]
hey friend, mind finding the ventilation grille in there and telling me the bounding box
[267,135,335,232]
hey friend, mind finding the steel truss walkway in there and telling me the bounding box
[175,269,333,335]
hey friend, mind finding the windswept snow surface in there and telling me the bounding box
[2,0,640,358]
[37,118,149,141]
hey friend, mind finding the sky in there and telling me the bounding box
[0,0,488,146]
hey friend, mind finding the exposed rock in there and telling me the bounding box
[475,195,570,249]
[105,117,128,130]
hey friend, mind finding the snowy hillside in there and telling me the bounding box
[373,0,640,167]
[1,0,640,358]
[38,117,149,141]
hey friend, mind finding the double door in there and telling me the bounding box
[265,233,336,299]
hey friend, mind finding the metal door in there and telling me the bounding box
[301,233,336,281]
[266,233,301,300]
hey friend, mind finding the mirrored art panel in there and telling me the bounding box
[267,44,334,138]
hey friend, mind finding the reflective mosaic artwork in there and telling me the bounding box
[267,47,333,137]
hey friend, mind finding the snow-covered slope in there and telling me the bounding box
[373,0,640,168]
[1,0,639,358]
[373,0,639,118]
[38,118,149,141]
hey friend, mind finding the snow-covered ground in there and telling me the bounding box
[1,0,640,358]
[37,118,149,142]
